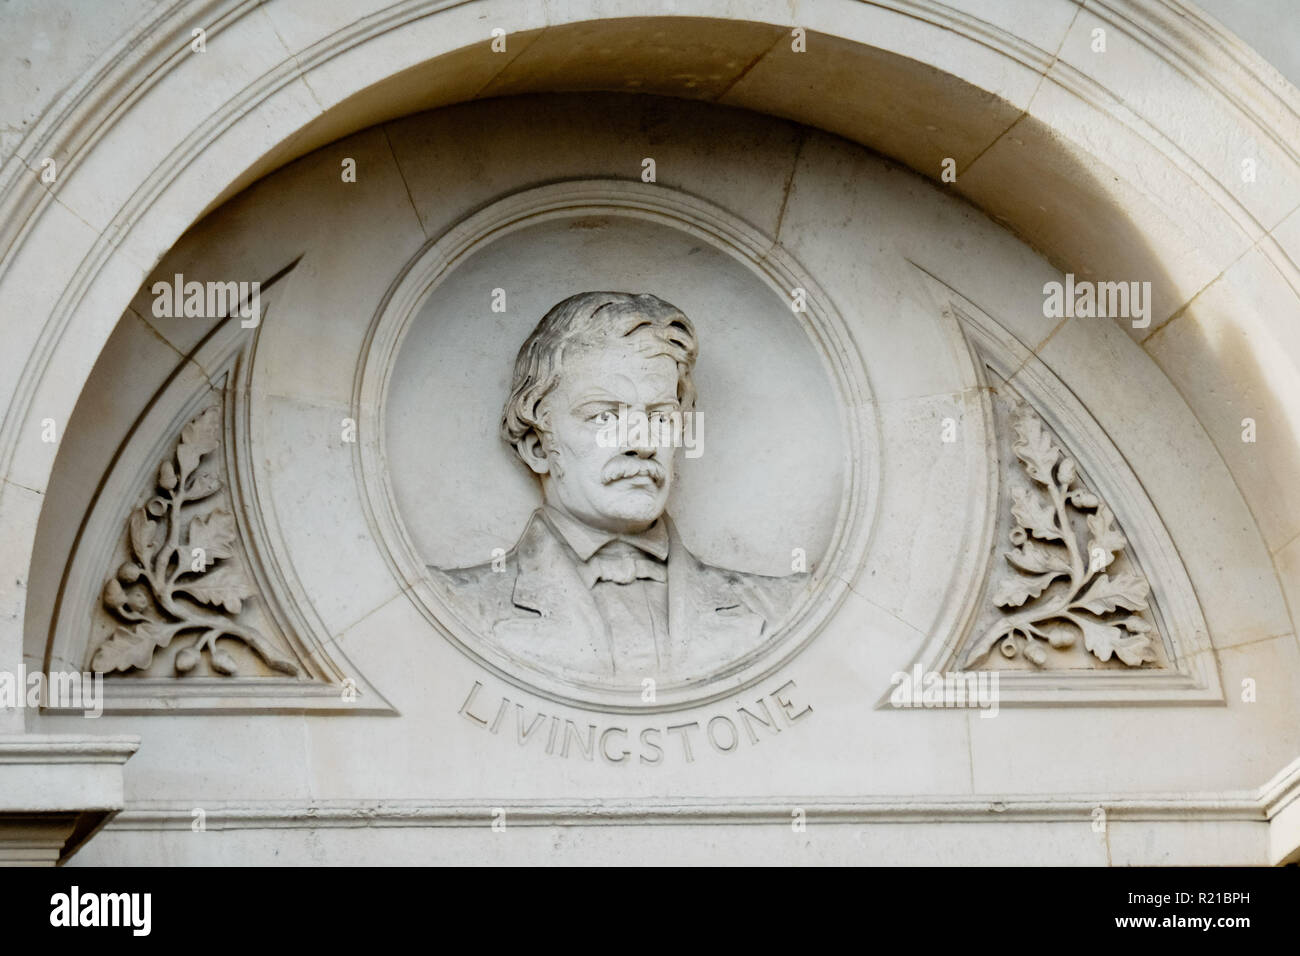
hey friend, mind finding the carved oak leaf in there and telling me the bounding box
[176,563,255,614]
[993,571,1059,608]
[1085,506,1127,572]
[176,406,220,477]
[188,508,238,565]
[1010,487,1060,541]
[1074,616,1157,666]
[185,470,222,500]
[91,620,174,673]
[1074,572,1149,615]
[128,509,159,565]
[1010,407,1059,485]
[1006,539,1070,575]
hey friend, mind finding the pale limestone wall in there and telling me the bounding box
[1,0,1299,864]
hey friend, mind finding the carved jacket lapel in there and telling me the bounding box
[663,517,766,674]
[491,511,769,680]
[493,510,614,676]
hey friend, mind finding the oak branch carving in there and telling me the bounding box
[92,406,298,677]
[964,403,1158,669]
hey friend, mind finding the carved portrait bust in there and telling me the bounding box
[428,291,807,684]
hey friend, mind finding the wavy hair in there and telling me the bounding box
[501,291,698,458]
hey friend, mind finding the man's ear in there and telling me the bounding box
[517,431,550,475]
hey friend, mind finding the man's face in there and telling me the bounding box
[534,331,682,534]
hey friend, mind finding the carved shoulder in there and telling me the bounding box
[426,556,519,623]
[702,563,809,626]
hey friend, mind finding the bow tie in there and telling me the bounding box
[586,542,667,586]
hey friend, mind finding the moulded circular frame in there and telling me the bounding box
[355,180,878,713]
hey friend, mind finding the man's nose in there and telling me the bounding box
[623,409,658,457]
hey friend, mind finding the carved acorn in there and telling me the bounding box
[209,649,238,675]
[103,578,128,608]
[1067,489,1100,509]
[158,459,178,491]
[174,647,199,673]
[1046,625,1076,648]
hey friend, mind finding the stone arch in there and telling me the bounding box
[3,0,1298,863]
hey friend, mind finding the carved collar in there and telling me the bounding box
[541,505,670,563]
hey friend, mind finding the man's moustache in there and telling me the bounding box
[602,458,666,486]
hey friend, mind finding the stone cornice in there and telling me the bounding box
[0,733,138,864]
[106,756,1300,829]
[107,790,1267,828]
[0,734,139,766]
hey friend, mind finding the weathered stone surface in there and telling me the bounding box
[2,1,1299,866]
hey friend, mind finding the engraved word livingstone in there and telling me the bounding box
[459,677,813,764]
[429,291,808,687]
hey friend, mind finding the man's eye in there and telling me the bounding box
[590,411,617,425]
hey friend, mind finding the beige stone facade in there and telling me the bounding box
[1,0,1299,865]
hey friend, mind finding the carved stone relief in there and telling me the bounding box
[44,283,392,713]
[965,389,1160,670]
[360,182,878,713]
[93,404,299,678]
[47,183,1219,716]
[8,0,1295,870]
[933,286,1221,702]
[427,290,807,685]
